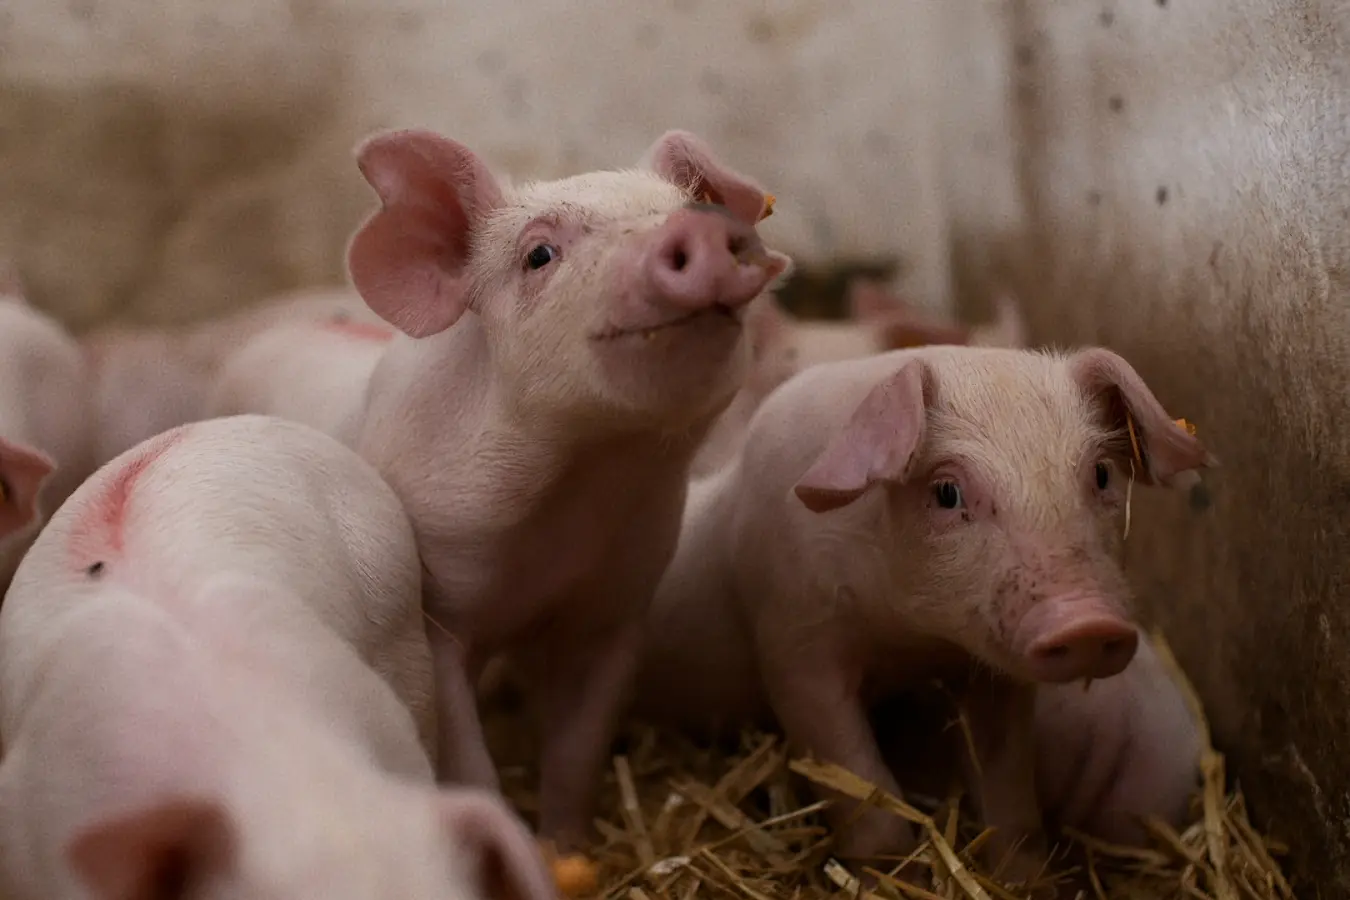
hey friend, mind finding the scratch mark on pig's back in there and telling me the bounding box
[66,426,191,568]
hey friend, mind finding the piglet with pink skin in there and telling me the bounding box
[635,344,1214,881]
[0,275,95,591]
[0,414,556,900]
[204,315,397,438]
[82,286,381,466]
[343,127,790,848]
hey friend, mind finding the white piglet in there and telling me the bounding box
[0,415,556,900]
[343,128,791,848]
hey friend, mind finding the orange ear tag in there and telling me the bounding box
[758,193,776,222]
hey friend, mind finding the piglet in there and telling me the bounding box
[82,286,381,466]
[205,316,397,437]
[635,344,1214,882]
[0,414,556,900]
[343,127,790,848]
[689,288,1028,477]
[0,277,95,591]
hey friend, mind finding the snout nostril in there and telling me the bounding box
[727,235,747,256]
[1039,644,1070,660]
[671,248,688,271]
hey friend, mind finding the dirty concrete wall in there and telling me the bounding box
[944,1,1350,893]
[4,0,1350,892]
[0,0,951,329]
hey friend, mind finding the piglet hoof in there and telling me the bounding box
[833,808,919,874]
[988,844,1056,897]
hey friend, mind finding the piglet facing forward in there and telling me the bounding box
[0,415,555,900]
[0,281,95,591]
[345,128,790,847]
[638,344,1214,881]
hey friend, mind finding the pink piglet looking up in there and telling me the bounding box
[343,127,791,849]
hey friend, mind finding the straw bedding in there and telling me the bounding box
[483,634,1296,900]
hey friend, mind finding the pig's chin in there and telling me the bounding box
[589,302,743,343]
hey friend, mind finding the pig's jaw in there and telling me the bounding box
[589,301,742,342]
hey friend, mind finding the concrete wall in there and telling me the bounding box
[4,0,1349,891]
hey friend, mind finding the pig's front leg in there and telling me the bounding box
[429,626,500,790]
[761,651,917,863]
[528,620,644,850]
[961,679,1050,888]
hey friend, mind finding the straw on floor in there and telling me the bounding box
[483,632,1295,900]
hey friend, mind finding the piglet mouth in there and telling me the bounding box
[590,302,742,342]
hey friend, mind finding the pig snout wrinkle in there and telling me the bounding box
[646,208,772,312]
[1020,604,1139,684]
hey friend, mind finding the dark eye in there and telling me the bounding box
[1095,461,1111,490]
[933,480,963,510]
[525,244,559,270]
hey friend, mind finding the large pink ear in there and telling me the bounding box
[641,130,774,226]
[794,359,930,513]
[66,796,235,900]
[439,789,558,900]
[1068,348,1217,488]
[0,437,54,539]
[347,129,506,339]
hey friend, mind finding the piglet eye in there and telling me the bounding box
[1095,461,1111,490]
[525,244,559,270]
[933,480,963,510]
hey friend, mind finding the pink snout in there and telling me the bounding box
[1019,603,1139,684]
[646,208,776,311]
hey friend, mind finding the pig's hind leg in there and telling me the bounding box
[1037,668,1199,846]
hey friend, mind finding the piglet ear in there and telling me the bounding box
[67,795,235,900]
[347,129,506,339]
[438,789,559,900]
[0,437,54,540]
[641,131,774,226]
[1068,348,1217,488]
[794,359,930,513]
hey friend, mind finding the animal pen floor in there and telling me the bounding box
[482,635,1296,900]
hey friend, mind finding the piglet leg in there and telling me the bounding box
[429,626,501,790]
[528,620,644,850]
[961,679,1052,890]
[763,658,917,863]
